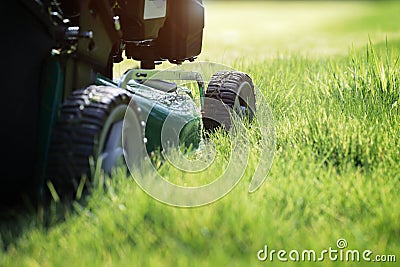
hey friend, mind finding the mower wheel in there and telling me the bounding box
[202,71,256,131]
[46,85,145,197]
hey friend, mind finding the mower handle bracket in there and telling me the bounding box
[118,69,205,108]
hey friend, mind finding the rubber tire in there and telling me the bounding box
[202,71,256,131]
[46,85,145,198]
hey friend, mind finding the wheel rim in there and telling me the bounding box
[233,81,256,119]
[101,120,125,174]
[122,105,146,171]
[97,105,127,174]
[99,103,144,174]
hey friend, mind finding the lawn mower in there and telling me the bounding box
[1,0,256,204]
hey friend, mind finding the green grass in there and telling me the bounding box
[1,1,400,266]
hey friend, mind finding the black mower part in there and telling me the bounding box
[202,71,256,132]
[46,85,145,197]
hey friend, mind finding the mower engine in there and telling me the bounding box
[112,0,204,68]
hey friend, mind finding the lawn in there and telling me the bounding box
[1,1,400,266]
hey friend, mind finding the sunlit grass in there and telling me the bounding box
[1,1,400,267]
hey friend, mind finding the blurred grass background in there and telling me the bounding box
[200,0,400,61]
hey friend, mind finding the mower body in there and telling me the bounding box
[1,0,204,202]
